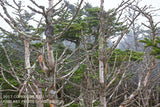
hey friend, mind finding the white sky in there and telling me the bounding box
[21,0,160,10]
[0,0,160,31]
[87,0,160,10]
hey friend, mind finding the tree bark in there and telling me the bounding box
[99,0,106,107]
[47,0,57,107]
[24,39,30,107]
[24,40,44,107]
[24,39,31,75]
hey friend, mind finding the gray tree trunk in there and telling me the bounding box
[99,0,106,106]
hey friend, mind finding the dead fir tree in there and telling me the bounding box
[0,0,84,107]
[120,5,160,107]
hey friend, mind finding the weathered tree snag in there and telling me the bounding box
[23,39,31,107]
[99,0,106,107]
[120,7,157,107]
[46,0,57,107]
[24,39,31,75]
[47,43,55,70]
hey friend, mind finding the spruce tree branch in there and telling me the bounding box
[55,0,84,40]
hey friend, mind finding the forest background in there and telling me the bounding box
[0,0,160,107]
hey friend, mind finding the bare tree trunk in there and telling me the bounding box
[24,39,30,107]
[24,40,44,107]
[24,39,31,75]
[99,0,106,107]
[47,0,57,107]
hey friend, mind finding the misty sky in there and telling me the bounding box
[21,0,160,10]
[0,0,160,30]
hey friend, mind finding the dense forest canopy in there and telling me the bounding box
[0,0,160,107]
